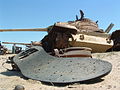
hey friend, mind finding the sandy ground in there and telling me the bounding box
[0,52,120,90]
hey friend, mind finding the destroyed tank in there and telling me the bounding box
[41,10,114,53]
[1,10,113,84]
[0,42,8,55]
[0,10,114,53]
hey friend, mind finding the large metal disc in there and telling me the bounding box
[13,46,112,83]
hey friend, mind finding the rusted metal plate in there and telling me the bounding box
[13,46,112,83]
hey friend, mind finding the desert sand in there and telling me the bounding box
[0,52,120,90]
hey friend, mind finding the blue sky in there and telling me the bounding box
[0,0,120,49]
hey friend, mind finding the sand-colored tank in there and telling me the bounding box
[0,10,114,53]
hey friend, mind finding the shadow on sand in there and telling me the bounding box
[0,70,28,79]
[41,78,104,87]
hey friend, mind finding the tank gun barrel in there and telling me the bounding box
[0,28,47,32]
[105,23,114,33]
[2,41,42,46]
[2,42,32,45]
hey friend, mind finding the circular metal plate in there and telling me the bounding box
[13,46,112,83]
